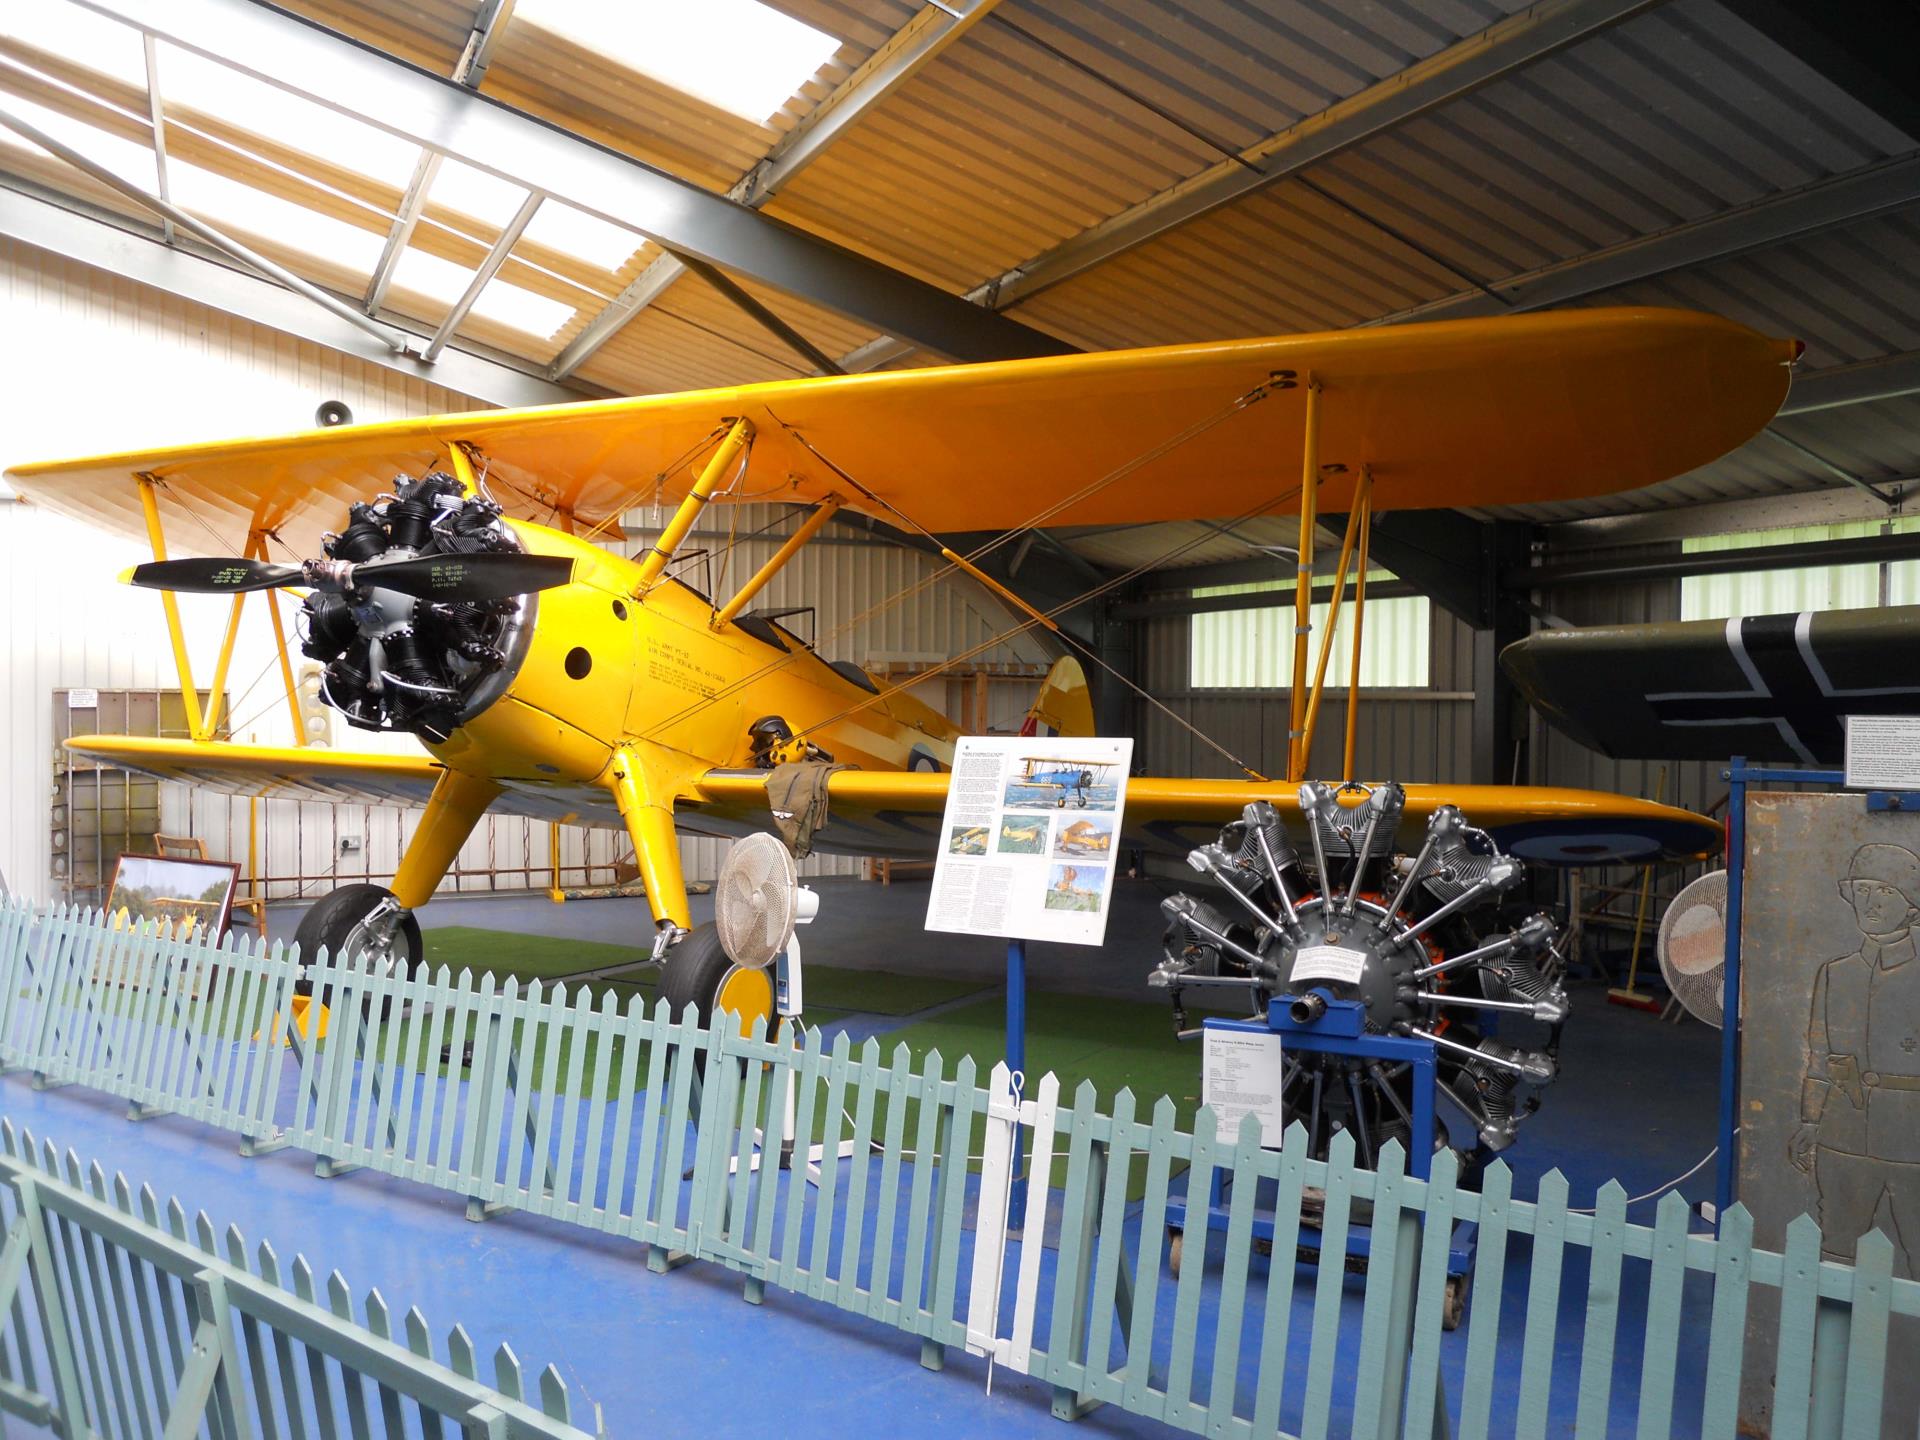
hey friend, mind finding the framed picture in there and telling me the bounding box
[105,853,241,941]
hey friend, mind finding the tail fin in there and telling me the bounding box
[1020,656,1095,737]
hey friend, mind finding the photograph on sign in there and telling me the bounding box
[925,735,1132,946]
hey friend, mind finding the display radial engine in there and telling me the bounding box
[1153,782,1567,1156]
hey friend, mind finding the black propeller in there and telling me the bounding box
[124,551,574,602]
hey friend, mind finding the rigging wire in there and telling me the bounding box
[638,379,1281,746]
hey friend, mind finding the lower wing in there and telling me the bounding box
[67,736,1720,865]
[692,770,1721,865]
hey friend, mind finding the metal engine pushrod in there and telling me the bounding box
[1248,819,1307,935]
[1404,1024,1553,1077]
[1409,914,1551,980]
[1386,857,1520,949]
[1160,896,1273,973]
[1342,784,1403,916]
[1188,845,1297,938]
[1413,990,1569,1023]
[1298,781,1337,905]
[1381,809,1449,919]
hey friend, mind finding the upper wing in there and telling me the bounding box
[7,309,1793,557]
[692,769,1722,865]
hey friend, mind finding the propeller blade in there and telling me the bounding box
[122,557,303,593]
[356,552,574,600]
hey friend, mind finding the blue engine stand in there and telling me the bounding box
[1163,993,1480,1327]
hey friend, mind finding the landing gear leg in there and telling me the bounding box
[294,766,499,1014]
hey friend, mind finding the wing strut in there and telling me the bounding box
[1286,378,1321,779]
[1297,475,1366,780]
[634,417,754,593]
[715,494,843,625]
[1342,470,1375,779]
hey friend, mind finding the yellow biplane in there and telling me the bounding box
[2,308,1794,1033]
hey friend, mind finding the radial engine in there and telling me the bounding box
[1151,781,1568,1159]
[297,471,536,743]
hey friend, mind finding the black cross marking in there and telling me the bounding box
[1648,613,1920,765]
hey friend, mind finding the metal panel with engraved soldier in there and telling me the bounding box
[1791,843,1920,1271]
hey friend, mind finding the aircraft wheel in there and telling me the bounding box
[1167,1227,1184,1277]
[1075,795,1088,808]
[659,924,776,1039]
[292,883,422,1018]
[1055,796,1067,809]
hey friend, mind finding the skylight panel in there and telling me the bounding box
[519,200,644,272]
[0,93,157,189]
[389,247,575,339]
[515,0,841,124]
[169,163,387,274]
[157,42,418,186]
[0,1,146,87]
[424,158,530,227]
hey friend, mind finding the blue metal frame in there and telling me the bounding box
[1164,995,1477,1280]
[1716,756,1919,1228]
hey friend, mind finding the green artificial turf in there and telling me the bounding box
[417,926,988,1016]
[785,988,1239,1199]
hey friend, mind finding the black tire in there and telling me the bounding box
[659,923,773,1034]
[292,883,422,1017]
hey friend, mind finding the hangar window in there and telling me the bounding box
[1189,578,1430,689]
[1680,518,1920,620]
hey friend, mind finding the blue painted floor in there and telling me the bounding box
[6,877,1726,1437]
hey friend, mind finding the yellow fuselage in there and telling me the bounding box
[431,520,959,790]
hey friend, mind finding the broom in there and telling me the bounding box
[1608,766,1666,1011]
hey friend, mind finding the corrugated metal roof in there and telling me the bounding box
[5,0,1919,539]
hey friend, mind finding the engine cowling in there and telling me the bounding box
[298,471,535,744]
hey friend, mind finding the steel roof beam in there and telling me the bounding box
[68,0,1062,367]
[422,190,541,361]
[1780,348,1920,415]
[140,34,171,244]
[0,100,414,354]
[0,182,591,407]
[843,0,1662,371]
[364,0,518,314]
[1508,528,1920,588]
[548,0,1004,382]
[1376,153,1920,325]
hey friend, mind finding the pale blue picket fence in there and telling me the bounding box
[0,1117,596,1438]
[0,897,1915,1439]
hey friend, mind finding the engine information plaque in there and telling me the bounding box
[925,735,1132,946]
[1202,1025,1286,1146]
[1843,714,1920,790]
[1289,944,1368,986]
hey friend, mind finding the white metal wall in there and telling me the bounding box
[0,237,487,903]
[0,238,1052,904]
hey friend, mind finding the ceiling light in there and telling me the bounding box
[515,0,841,124]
